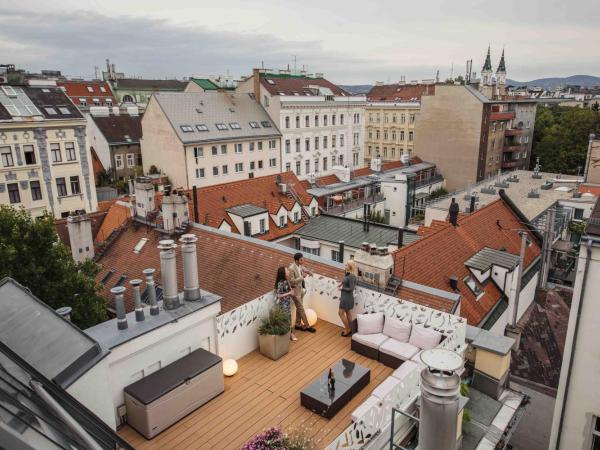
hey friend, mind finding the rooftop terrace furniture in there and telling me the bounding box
[124,348,224,438]
[300,359,370,419]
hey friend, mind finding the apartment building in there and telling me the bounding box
[237,69,365,179]
[57,80,116,112]
[141,91,281,189]
[364,83,435,165]
[0,84,98,218]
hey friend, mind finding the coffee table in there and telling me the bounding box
[300,359,370,419]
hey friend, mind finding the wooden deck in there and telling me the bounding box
[118,320,393,450]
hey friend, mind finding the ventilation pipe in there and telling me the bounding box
[111,286,128,330]
[449,198,459,226]
[158,240,180,310]
[469,195,476,213]
[143,268,159,316]
[130,279,145,322]
[397,228,404,248]
[180,234,201,301]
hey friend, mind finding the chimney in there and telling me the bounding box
[369,244,378,255]
[253,68,261,104]
[397,228,404,248]
[192,185,199,223]
[338,241,345,263]
[469,195,476,213]
[378,246,388,256]
[361,242,370,252]
[134,177,155,219]
[449,198,459,227]
[143,268,159,316]
[418,352,461,450]
[111,286,128,330]
[449,276,459,291]
[179,234,201,301]
[67,214,94,263]
[158,240,180,310]
[130,279,145,322]
[55,306,73,321]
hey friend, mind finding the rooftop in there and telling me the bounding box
[57,80,115,102]
[226,203,268,218]
[151,91,280,144]
[114,78,187,91]
[367,83,435,102]
[258,71,348,97]
[584,195,600,236]
[0,85,83,121]
[91,114,143,144]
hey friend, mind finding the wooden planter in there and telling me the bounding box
[258,333,290,360]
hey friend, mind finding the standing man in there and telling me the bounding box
[288,252,316,333]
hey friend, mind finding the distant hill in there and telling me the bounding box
[340,84,373,94]
[507,75,600,89]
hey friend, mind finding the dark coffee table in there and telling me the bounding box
[300,359,370,419]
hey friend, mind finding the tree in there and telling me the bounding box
[530,105,600,174]
[0,206,107,328]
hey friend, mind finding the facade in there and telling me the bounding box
[141,91,282,189]
[237,69,365,179]
[87,110,143,181]
[550,198,600,450]
[57,80,116,111]
[0,84,98,218]
[364,83,435,165]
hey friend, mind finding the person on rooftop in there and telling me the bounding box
[338,260,357,337]
[275,266,297,341]
[288,252,315,333]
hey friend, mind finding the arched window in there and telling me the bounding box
[122,94,134,103]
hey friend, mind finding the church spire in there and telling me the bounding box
[496,49,506,73]
[482,45,492,72]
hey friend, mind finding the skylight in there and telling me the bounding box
[44,107,57,115]
[100,269,115,284]
[1,86,17,97]
[464,276,484,299]
[114,275,127,287]
[249,121,260,129]
[86,86,94,93]
[196,124,209,131]
[180,125,194,132]
[100,86,106,93]
[229,122,241,130]
[133,237,149,254]
[260,121,272,128]
[215,123,228,130]
[58,107,71,115]
[266,79,275,85]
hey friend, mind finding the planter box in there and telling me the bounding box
[259,333,290,360]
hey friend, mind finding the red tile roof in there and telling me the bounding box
[259,73,348,97]
[579,184,600,196]
[57,81,116,105]
[95,225,343,313]
[367,83,435,102]
[193,171,314,241]
[392,199,542,326]
[95,203,132,244]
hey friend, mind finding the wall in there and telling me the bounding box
[86,115,111,170]
[227,211,270,237]
[380,178,408,226]
[414,85,483,191]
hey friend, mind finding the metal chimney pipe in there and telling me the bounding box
[449,198,459,227]
[130,279,145,322]
[397,228,404,248]
[469,195,476,213]
[143,268,159,316]
[111,286,128,330]
[158,239,180,310]
[179,233,201,301]
[338,241,345,263]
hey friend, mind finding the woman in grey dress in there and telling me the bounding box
[338,260,357,337]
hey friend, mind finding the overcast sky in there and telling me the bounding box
[1,0,598,84]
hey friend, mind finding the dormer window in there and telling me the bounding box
[279,215,285,227]
[215,123,228,130]
[229,122,241,130]
[180,125,194,132]
[249,121,260,129]
[464,276,484,299]
[260,121,272,128]
[196,124,209,131]
[86,86,94,93]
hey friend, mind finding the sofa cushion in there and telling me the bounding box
[409,325,442,350]
[382,317,411,342]
[357,312,384,335]
[372,376,402,399]
[352,333,389,349]
[392,360,419,380]
[379,339,420,362]
[351,395,380,422]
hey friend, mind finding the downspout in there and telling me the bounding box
[554,239,592,450]
[184,146,190,189]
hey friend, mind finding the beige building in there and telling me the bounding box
[364,83,435,165]
[141,91,282,189]
[0,84,98,218]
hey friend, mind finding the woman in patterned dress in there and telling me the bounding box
[275,266,297,341]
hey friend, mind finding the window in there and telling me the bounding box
[56,178,67,197]
[249,142,255,151]
[296,116,300,128]
[86,86,94,93]
[341,114,345,125]
[260,121,272,128]
[258,141,263,150]
[50,143,62,163]
[305,138,310,152]
[590,416,600,449]
[268,140,276,149]
[100,86,106,93]
[235,162,243,173]
[315,115,319,127]
[332,135,336,148]
[215,123,227,130]
[58,107,71,115]
[324,115,328,126]
[269,158,277,167]
[285,140,291,154]
[23,145,36,165]
[213,166,219,176]
[311,206,316,217]
[196,168,205,178]
[221,144,227,154]
[285,162,291,172]
[44,107,57,115]
[315,137,319,150]
[196,124,209,131]
[263,95,270,107]
[305,115,310,127]
[279,215,285,227]
[574,208,584,220]
[332,114,336,125]
[294,211,300,222]
[339,155,343,165]
[222,164,228,175]
[464,276,483,298]
[410,114,415,124]
[401,114,406,124]
[340,135,344,147]
[258,160,263,169]
[1,147,13,167]
[229,122,241,130]
[400,131,405,141]
[296,161,301,176]
[259,218,266,234]
[249,121,260,129]
[250,161,256,171]
[285,117,290,128]
[295,138,301,152]
[323,157,328,171]
[70,176,81,194]
[353,113,359,124]
[30,180,42,200]
[354,132,359,146]
[376,130,380,139]
[212,146,218,156]
[409,131,414,142]
[65,142,76,161]
[180,125,194,132]
[234,143,242,153]
[323,136,328,149]
[314,158,319,173]
[194,146,203,159]
[115,154,123,169]
[7,183,20,204]
[331,250,340,262]
[126,153,135,168]
[305,160,310,173]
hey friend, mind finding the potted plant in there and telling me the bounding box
[258,306,291,360]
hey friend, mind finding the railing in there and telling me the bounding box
[325,193,386,215]
[501,160,523,169]
[413,173,444,189]
[504,128,525,136]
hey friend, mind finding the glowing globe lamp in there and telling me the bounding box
[223,359,238,377]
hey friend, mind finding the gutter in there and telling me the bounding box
[554,239,592,450]
[499,189,544,244]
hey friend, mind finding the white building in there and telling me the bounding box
[237,68,365,179]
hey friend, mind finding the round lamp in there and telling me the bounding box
[305,308,318,327]
[223,359,238,377]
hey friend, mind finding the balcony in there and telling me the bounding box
[503,144,526,153]
[504,128,525,137]
[501,160,523,169]
[413,173,444,189]
[324,192,386,216]
[490,111,515,121]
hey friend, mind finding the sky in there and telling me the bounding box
[1,0,599,84]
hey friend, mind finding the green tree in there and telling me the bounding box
[531,105,600,174]
[0,206,107,328]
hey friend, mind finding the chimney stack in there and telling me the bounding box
[130,279,145,322]
[179,234,201,301]
[158,240,180,310]
[469,195,476,213]
[67,214,95,263]
[143,268,159,315]
[449,198,459,227]
[111,286,128,330]
[449,276,459,291]
[397,228,404,248]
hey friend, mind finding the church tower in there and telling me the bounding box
[481,46,493,85]
[496,49,507,97]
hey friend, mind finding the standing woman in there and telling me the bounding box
[338,260,357,337]
[275,266,298,341]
